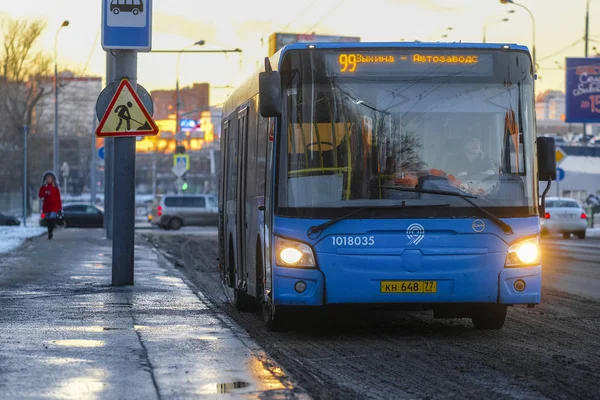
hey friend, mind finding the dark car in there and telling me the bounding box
[0,212,20,226]
[39,204,104,228]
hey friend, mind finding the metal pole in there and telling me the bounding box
[175,52,181,148]
[112,49,137,286]
[91,114,97,205]
[152,152,157,198]
[53,56,59,175]
[105,52,116,239]
[23,125,28,227]
[583,0,590,147]
[482,25,486,43]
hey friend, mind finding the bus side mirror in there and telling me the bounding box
[537,136,556,182]
[537,136,556,218]
[259,70,282,118]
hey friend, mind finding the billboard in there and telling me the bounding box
[268,33,361,57]
[565,57,600,123]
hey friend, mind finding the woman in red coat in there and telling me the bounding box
[38,171,63,239]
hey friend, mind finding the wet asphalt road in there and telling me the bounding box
[145,229,600,400]
[540,237,600,300]
[0,228,306,399]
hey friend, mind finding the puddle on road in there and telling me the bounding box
[42,357,91,365]
[82,263,105,269]
[51,340,105,348]
[199,381,251,394]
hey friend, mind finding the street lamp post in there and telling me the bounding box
[500,0,535,71]
[483,17,510,43]
[483,10,514,43]
[583,0,591,146]
[175,40,205,149]
[53,20,69,176]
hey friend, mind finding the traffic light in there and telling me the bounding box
[181,178,188,191]
[175,145,186,154]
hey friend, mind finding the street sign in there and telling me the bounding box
[556,147,567,164]
[557,167,565,181]
[102,0,152,52]
[172,163,187,178]
[180,119,200,132]
[61,162,70,178]
[96,79,159,138]
[565,58,600,123]
[173,154,190,171]
[98,146,105,160]
[96,81,153,122]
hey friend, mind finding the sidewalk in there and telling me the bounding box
[0,229,301,399]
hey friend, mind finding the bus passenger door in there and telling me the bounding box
[223,119,238,287]
[236,107,249,290]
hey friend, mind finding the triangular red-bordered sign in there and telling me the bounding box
[96,79,159,137]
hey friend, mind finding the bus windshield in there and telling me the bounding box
[275,48,537,219]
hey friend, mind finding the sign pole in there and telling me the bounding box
[23,125,28,227]
[105,51,115,239]
[111,50,137,286]
[101,0,155,286]
[91,114,97,205]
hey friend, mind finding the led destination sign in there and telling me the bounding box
[327,51,493,77]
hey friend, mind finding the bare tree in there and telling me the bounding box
[0,18,51,193]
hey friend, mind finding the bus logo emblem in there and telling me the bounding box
[406,223,425,245]
[472,219,485,232]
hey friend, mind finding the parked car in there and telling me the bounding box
[0,212,20,226]
[149,194,217,230]
[541,197,587,239]
[39,203,104,228]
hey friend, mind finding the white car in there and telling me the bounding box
[541,197,588,239]
[149,194,218,230]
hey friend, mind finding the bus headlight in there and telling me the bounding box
[505,237,540,267]
[275,237,316,268]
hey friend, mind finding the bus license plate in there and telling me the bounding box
[380,281,437,293]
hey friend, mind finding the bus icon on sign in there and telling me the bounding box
[111,0,144,15]
[107,0,147,27]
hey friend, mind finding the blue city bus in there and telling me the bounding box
[218,42,556,331]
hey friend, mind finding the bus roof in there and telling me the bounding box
[275,41,530,59]
[222,41,531,116]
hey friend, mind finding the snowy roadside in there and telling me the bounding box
[0,226,46,254]
[586,228,600,238]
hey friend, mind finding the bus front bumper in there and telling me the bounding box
[272,264,541,306]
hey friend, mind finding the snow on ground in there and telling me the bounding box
[587,228,600,238]
[0,226,46,254]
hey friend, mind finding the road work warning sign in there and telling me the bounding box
[96,79,159,137]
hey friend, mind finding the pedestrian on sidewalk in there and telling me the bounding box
[38,171,63,240]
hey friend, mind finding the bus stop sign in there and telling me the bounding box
[102,0,152,52]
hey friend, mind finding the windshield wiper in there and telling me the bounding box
[307,203,451,239]
[371,186,514,235]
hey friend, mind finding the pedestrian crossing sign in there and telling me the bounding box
[96,79,159,137]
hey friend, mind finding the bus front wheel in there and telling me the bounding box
[471,305,507,330]
[262,301,290,332]
[112,8,119,15]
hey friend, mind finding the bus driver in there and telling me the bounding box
[454,135,497,179]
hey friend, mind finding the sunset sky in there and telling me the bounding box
[1,0,598,106]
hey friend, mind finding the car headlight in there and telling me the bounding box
[505,237,540,267]
[275,237,316,268]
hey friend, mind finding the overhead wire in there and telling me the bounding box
[305,0,348,34]
[537,37,584,62]
[78,28,100,79]
[280,0,320,33]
